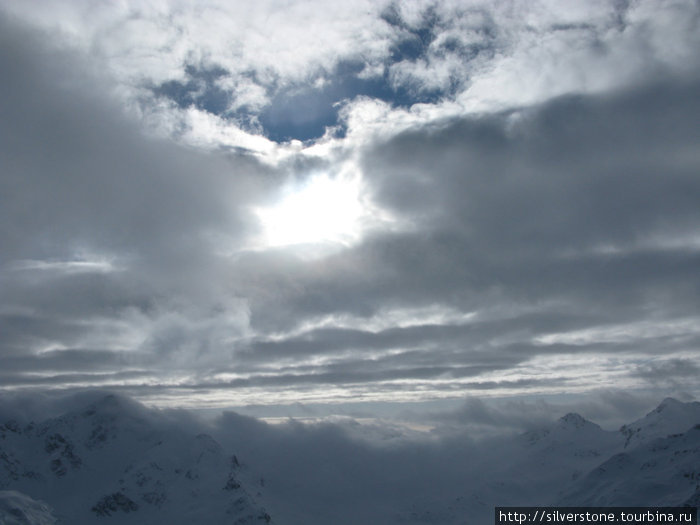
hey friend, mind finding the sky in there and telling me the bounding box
[1,0,699,420]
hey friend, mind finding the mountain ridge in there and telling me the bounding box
[1,394,698,524]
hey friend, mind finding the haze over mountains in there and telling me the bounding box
[0,393,697,524]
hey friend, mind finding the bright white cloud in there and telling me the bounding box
[5,0,699,156]
[533,318,700,346]
[9,258,119,275]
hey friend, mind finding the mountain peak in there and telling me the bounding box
[644,397,700,422]
[84,393,127,412]
[522,412,604,445]
[558,413,591,430]
[653,397,683,413]
[80,393,148,421]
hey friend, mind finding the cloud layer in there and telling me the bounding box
[1,1,699,411]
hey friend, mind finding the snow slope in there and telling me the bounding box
[559,423,700,506]
[0,394,271,524]
[620,397,700,448]
[0,491,56,525]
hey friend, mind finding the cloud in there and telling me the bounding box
[398,388,680,439]
[1,0,398,146]
[0,2,699,407]
[631,357,700,395]
[0,14,268,382]
[216,80,700,398]
[5,0,699,148]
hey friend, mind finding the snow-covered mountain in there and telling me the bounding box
[407,401,698,524]
[0,394,697,524]
[620,397,700,448]
[391,401,698,525]
[0,394,272,524]
[558,398,700,508]
[447,412,624,522]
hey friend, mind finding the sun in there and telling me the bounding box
[253,172,367,249]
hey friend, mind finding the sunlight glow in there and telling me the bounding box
[254,173,366,249]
